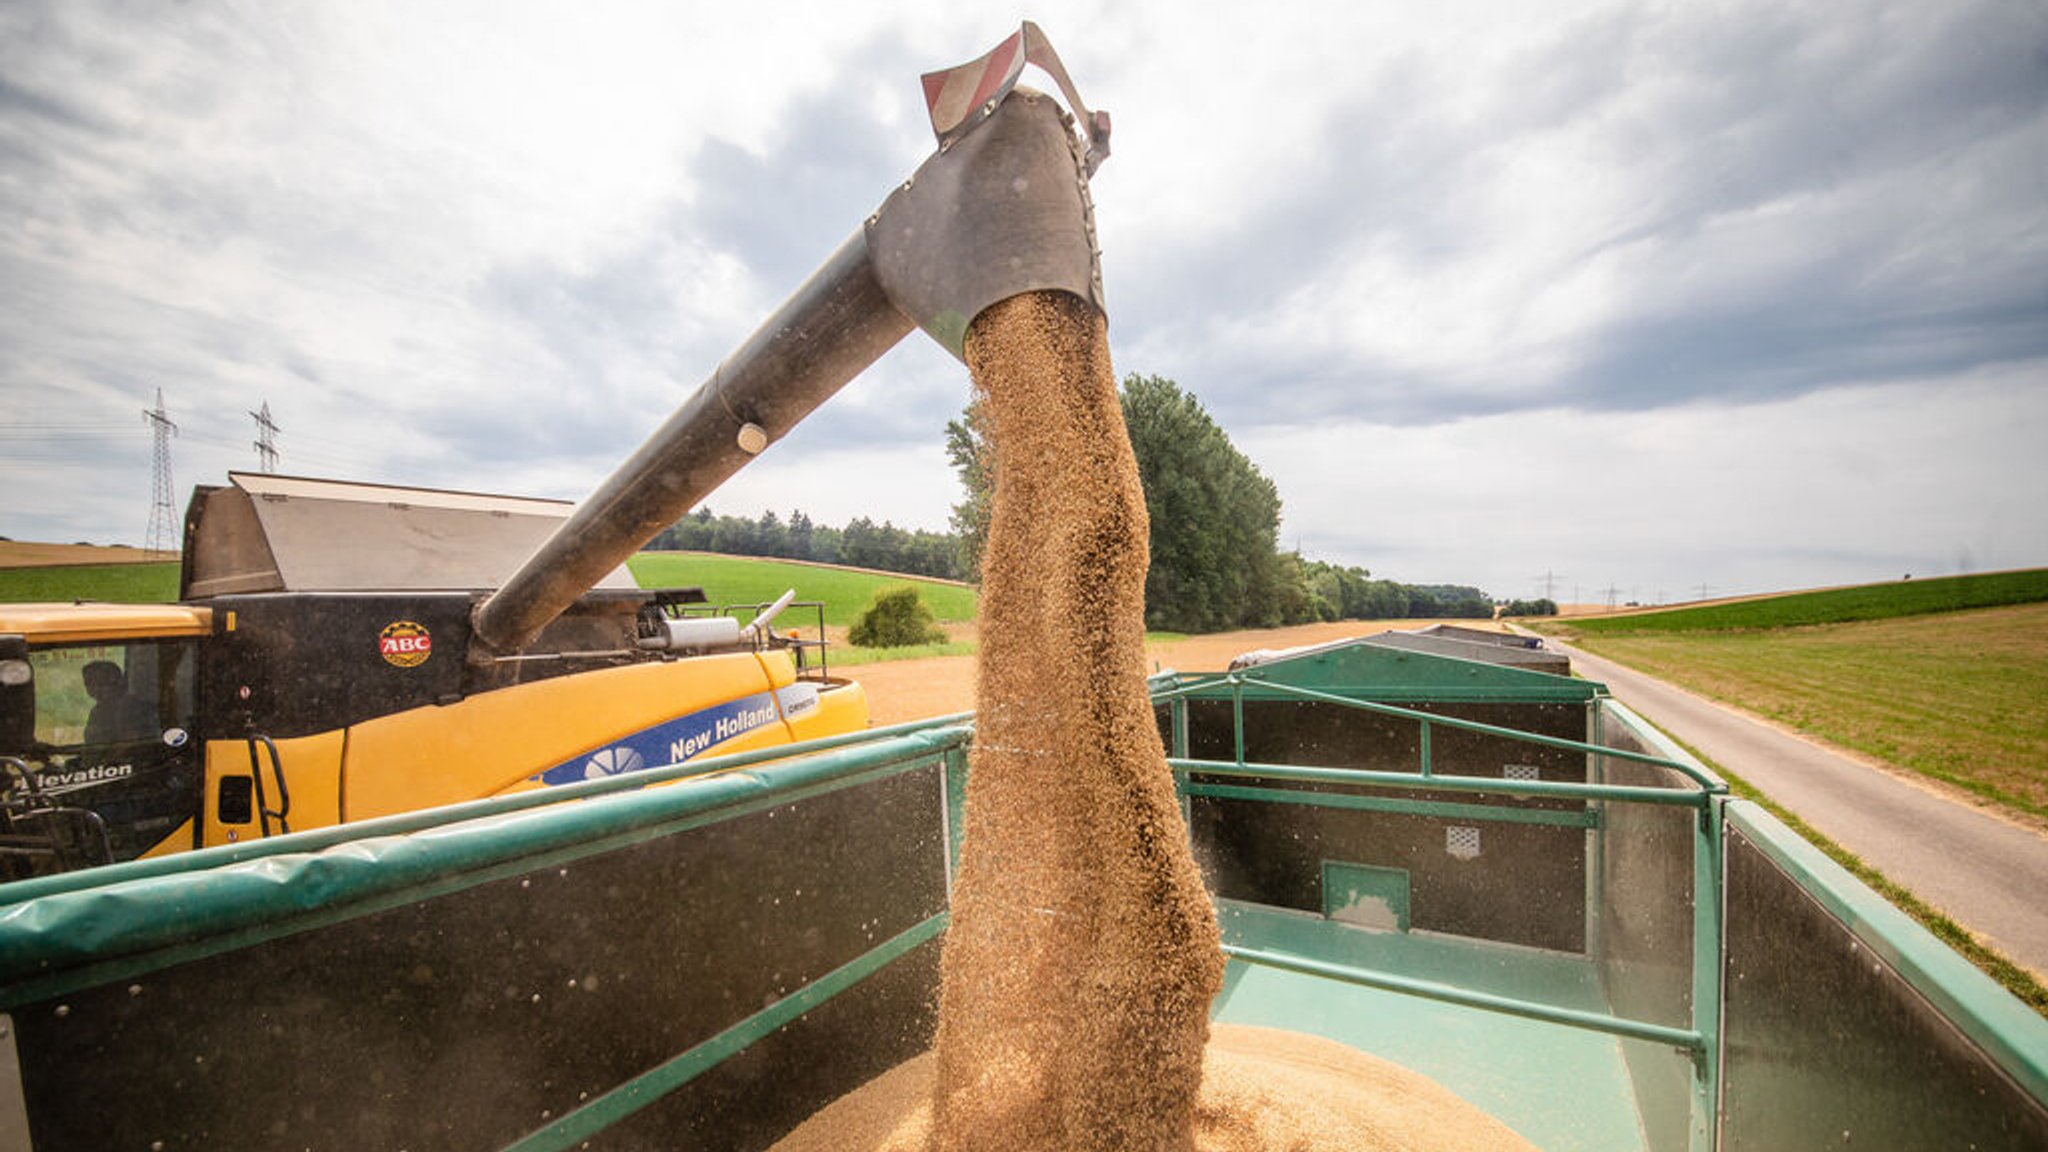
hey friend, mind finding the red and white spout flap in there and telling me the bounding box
[920,20,1110,173]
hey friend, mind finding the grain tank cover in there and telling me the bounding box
[181,472,638,598]
[1224,638,1599,704]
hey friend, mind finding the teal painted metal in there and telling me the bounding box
[1691,797,1725,1152]
[0,711,975,909]
[1585,702,1607,962]
[1598,700,1726,791]
[1167,641,1607,704]
[1154,671,1722,792]
[1217,897,1601,997]
[1246,678,1724,790]
[1216,964,1648,1151]
[1726,800,2048,1107]
[1212,901,1648,1151]
[1170,696,1192,828]
[1320,861,1411,930]
[1170,697,1190,761]
[1231,677,1247,766]
[499,911,948,1152]
[943,742,969,882]
[1173,675,1729,1145]
[1222,942,1705,1052]
[1180,781,1600,829]
[1171,757,1707,808]
[0,726,971,1008]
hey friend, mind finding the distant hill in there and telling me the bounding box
[1546,569,2048,635]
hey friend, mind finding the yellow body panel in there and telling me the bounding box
[341,652,860,822]
[139,818,197,859]
[199,730,346,848]
[0,602,213,644]
[789,677,869,743]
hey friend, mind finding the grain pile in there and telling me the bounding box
[774,1024,1538,1152]
[770,291,1536,1151]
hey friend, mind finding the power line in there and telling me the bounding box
[142,388,179,557]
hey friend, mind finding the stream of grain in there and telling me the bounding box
[770,292,1535,1151]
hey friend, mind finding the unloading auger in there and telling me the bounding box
[472,21,1112,659]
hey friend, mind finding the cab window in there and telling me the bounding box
[31,641,196,749]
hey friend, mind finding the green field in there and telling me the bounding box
[0,562,180,604]
[1553,568,2048,635]
[626,552,977,628]
[1569,602,2048,819]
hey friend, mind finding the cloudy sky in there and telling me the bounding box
[3,1,2044,604]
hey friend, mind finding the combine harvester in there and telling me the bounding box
[2,24,2044,1151]
[0,474,868,874]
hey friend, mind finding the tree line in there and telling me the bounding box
[648,509,967,581]
[648,372,1557,631]
[945,373,1551,632]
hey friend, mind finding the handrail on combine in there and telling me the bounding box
[1152,667,1726,1152]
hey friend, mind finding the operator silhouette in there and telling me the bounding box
[82,661,155,744]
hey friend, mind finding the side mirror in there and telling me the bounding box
[0,636,32,754]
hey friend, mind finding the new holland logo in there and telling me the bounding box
[379,621,432,668]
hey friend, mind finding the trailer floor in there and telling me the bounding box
[1211,900,1649,1152]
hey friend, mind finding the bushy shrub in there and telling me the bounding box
[849,585,948,648]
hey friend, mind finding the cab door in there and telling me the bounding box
[15,638,202,864]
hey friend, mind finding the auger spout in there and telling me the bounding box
[471,22,1108,657]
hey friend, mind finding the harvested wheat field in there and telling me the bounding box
[784,294,1533,1150]
[0,541,163,568]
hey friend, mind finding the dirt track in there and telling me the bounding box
[848,619,1505,726]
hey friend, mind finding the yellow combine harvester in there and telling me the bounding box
[0,473,866,876]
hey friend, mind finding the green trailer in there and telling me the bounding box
[1,638,2043,1149]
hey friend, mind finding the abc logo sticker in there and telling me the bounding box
[379,621,433,668]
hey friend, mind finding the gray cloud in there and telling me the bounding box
[467,32,972,461]
[1115,1,2048,429]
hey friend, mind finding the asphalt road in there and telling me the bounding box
[1540,634,2048,978]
